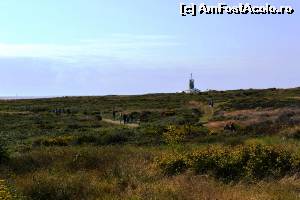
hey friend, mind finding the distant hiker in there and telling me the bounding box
[224,122,236,132]
[209,99,214,108]
[224,124,230,131]
[127,115,131,124]
[129,113,134,123]
[119,113,123,124]
[112,110,117,120]
[123,114,127,124]
[230,122,236,132]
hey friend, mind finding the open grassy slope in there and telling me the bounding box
[0,87,300,199]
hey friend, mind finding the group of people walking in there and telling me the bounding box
[224,122,236,132]
[120,113,132,124]
[112,109,133,124]
[51,108,71,115]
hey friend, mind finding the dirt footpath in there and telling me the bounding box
[102,118,139,128]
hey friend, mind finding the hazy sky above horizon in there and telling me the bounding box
[0,0,299,96]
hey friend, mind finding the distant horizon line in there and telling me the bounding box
[0,86,299,100]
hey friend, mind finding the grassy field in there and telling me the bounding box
[1,87,300,199]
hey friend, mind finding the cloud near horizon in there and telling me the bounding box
[0,34,182,65]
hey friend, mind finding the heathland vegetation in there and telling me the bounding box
[0,87,300,199]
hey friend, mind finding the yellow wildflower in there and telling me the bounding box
[0,180,12,200]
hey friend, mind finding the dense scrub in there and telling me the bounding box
[220,98,300,111]
[157,144,300,182]
[0,141,8,164]
[0,180,13,200]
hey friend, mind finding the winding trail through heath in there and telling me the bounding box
[102,118,139,128]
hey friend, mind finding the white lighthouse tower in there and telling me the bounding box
[189,73,195,90]
[182,73,201,93]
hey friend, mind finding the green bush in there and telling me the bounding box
[0,141,9,164]
[8,147,122,174]
[163,125,188,144]
[100,131,128,145]
[67,149,117,171]
[162,125,207,144]
[157,144,300,181]
[76,135,98,145]
[156,153,188,175]
[33,136,74,147]
[8,150,58,174]
[220,97,300,110]
[76,129,132,146]
[0,179,13,200]
[21,172,97,200]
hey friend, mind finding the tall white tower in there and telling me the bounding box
[180,73,200,93]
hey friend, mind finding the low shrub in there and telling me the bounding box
[130,125,164,145]
[19,172,97,200]
[163,125,188,144]
[162,125,207,144]
[76,129,131,146]
[100,131,128,145]
[8,147,122,174]
[280,126,300,139]
[157,144,300,182]
[8,150,61,174]
[0,180,13,200]
[220,97,300,110]
[33,136,74,147]
[76,135,98,145]
[240,120,282,135]
[66,149,119,171]
[0,141,9,164]
[156,153,188,175]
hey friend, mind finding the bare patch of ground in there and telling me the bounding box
[187,100,203,108]
[206,108,300,131]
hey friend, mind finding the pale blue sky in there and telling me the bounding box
[0,0,299,96]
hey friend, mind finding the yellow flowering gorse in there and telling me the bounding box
[156,144,300,181]
[0,180,12,200]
